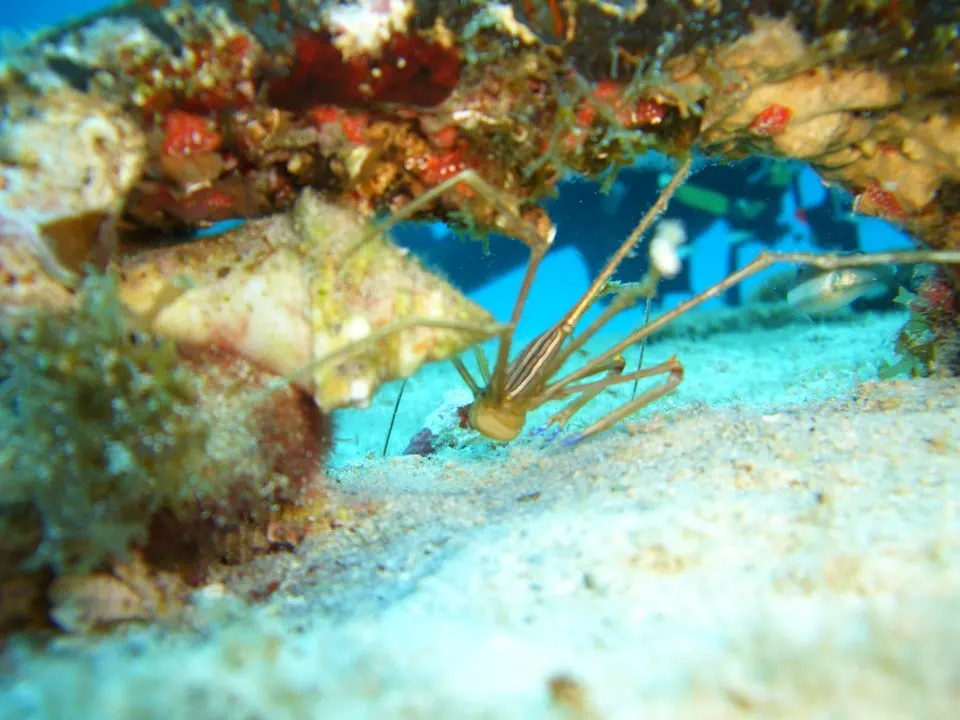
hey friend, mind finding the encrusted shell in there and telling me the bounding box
[0,88,146,223]
[47,554,185,633]
[117,191,498,411]
[0,215,74,309]
[0,87,146,270]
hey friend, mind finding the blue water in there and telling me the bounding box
[0,0,107,35]
[469,165,913,340]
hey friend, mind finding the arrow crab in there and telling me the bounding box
[109,152,960,450]
[366,155,960,447]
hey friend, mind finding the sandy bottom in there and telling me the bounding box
[3,308,959,719]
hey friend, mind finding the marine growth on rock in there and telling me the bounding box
[1,0,959,635]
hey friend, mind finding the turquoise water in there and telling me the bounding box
[0,0,107,34]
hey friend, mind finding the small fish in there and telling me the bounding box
[787,265,890,314]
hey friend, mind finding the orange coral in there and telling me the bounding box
[748,104,793,137]
[162,111,223,156]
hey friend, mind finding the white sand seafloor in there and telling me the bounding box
[3,308,960,719]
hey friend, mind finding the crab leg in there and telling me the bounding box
[536,283,648,399]
[473,346,493,384]
[245,316,506,408]
[536,155,692,384]
[344,169,553,259]
[452,355,484,396]
[488,240,552,400]
[561,357,685,443]
[537,354,627,429]
[547,249,960,402]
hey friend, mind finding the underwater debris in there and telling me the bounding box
[403,427,437,457]
[401,386,476,456]
[647,218,688,279]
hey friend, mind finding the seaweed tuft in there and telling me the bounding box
[881,268,960,379]
[0,272,209,574]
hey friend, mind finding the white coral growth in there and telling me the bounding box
[648,219,687,279]
[324,0,413,59]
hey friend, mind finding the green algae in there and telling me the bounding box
[0,272,209,574]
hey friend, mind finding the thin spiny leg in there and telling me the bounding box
[530,353,626,439]
[536,155,692,386]
[245,316,505,409]
[551,249,960,398]
[631,293,654,400]
[537,283,646,395]
[506,164,688,414]
[452,355,482,396]
[498,155,688,411]
[538,354,626,431]
[537,355,677,436]
[570,155,691,327]
[382,379,407,456]
[561,357,684,445]
[345,169,552,260]
[544,355,669,405]
[561,249,960,441]
[488,243,551,400]
[473,346,492,384]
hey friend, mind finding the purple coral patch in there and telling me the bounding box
[404,427,437,456]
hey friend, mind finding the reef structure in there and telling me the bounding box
[0,190,497,633]
[2,0,960,633]
[0,0,957,264]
